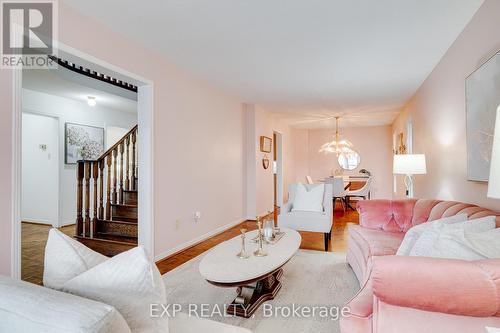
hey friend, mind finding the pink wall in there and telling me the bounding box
[247,106,296,217]
[392,0,500,210]
[0,4,246,274]
[296,126,394,199]
[254,107,275,216]
[291,129,310,184]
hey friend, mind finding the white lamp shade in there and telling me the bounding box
[393,154,427,175]
[487,107,500,199]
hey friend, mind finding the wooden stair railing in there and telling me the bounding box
[76,125,138,239]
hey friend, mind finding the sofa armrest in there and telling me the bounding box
[371,256,500,317]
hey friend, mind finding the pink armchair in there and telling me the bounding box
[341,199,500,333]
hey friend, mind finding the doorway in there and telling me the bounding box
[273,131,283,223]
[11,44,154,280]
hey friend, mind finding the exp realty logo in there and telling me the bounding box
[1,0,57,68]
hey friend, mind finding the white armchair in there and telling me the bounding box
[278,183,333,251]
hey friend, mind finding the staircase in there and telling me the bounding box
[74,125,138,256]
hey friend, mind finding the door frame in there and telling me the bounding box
[273,131,284,208]
[11,42,155,279]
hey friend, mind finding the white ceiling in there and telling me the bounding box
[65,0,484,128]
[23,68,137,114]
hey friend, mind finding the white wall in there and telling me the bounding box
[22,89,137,226]
[22,113,59,225]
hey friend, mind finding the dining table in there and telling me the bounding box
[317,175,371,210]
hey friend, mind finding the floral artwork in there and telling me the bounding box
[65,123,104,164]
[466,50,500,181]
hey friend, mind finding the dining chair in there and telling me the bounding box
[325,177,347,213]
[346,177,372,208]
[305,176,314,184]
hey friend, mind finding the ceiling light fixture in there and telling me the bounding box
[87,96,96,107]
[319,116,355,156]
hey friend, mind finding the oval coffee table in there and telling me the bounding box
[199,228,301,318]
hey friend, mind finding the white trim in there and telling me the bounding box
[11,41,155,277]
[21,218,54,226]
[137,85,155,257]
[273,131,284,208]
[246,211,271,221]
[21,220,74,227]
[11,68,22,279]
[154,218,246,262]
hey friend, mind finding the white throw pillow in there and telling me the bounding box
[462,227,500,258]
[396,214,467,256]
[44,229,168,333]
[292,183,325,213]
[44,227,108,290]
[409,216,495,257]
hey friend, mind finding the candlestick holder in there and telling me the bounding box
[236,228,250,259]
[253,221,268,257]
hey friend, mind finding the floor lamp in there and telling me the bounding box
[393,154,427,198]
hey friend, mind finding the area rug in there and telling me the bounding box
[163,250,359,333]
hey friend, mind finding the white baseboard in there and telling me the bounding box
[21,218,53,226]
[22,219,75,228]
[246,210,274,221]
[154,217,247,262]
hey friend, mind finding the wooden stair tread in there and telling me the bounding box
[75,235,137,246]
[95,232,137,244]
[110,203,137,208]
[98,219,137,225]
[123,190,137,193]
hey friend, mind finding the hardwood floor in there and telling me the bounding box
[21,222,75,285]
[156,207,358,274]
[20,205,358,283]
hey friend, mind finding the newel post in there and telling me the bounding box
[76,161,84,236]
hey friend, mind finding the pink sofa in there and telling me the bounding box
[341,199,500,333]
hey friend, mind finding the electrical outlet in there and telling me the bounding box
[193,212,201,222]
[175,219,181,229]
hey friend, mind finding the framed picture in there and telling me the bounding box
[466,49,500,181]
[65,122,105,164]
[260,136,272,153]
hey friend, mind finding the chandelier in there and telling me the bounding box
[319,116,355,156]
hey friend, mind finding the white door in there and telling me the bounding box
[22,113,59,226]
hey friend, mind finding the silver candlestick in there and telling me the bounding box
[253,221,268,257]
[236,228,250,259]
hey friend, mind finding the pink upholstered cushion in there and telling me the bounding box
[357,199,417,232]
[357,199,500,232]
[349,225,404,259]
[372,256,500,317]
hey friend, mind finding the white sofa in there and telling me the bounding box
[0,275,252,333]
[278,183,333,251]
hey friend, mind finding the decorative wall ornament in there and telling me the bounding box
[65,123,104,164]
[260,136,272,153]
[466,49,500,181]
[394,132,407,155]
[262,155,270,169]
